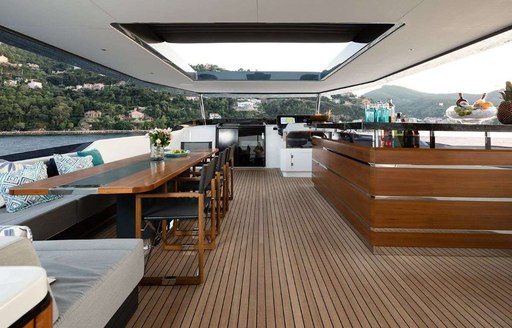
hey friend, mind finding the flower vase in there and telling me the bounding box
[150,144,165,161]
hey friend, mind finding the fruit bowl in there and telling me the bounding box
[164,149,190,158]
[445,105,497,124]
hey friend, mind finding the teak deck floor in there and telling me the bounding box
[114,169,511,328]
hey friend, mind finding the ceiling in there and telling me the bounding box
[0,0,511,95]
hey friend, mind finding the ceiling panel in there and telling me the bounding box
[256,0,422,23]
[0,0,113,27]
[92,0,258,23]
[0,0,510,94]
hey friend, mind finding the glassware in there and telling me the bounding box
[150,144,165,161]
[364,106,375,122]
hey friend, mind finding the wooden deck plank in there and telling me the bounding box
[115,169,512,328]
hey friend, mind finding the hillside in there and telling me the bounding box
[0,43,367,131]
[364,85,501,119]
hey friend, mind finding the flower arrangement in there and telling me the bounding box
[147,128,172,147]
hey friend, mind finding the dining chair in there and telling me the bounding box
[181,141,213,152]
[228,143,236,200]
[181,141,214,176]
[136,157,217,285]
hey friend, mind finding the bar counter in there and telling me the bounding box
[312,137,512,249]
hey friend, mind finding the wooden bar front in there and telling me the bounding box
[312,138,512,249]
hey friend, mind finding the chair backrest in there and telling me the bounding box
[181,141,213,152]
[224,147,231,165]
[198,157,217,193]
[215,149,228,172]
[229,144,236,161]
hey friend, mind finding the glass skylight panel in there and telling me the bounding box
[115,22,395,81]
[158,42,353,72]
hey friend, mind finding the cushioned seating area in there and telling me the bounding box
[0,195,116,240]
[0,237,143,328]
[34,239,144,328]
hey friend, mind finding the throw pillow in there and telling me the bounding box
[0,160,30,208]
[53,153,93,175]
[77,149,104,166]
[0,162,62,213]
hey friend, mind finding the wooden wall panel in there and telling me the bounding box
[313,147,371,193]
[373,147,512,166]
[312,138,372,163]
[313,162,371,244]
[372,231,512,249]
[312,139,512,249]
[373,199,512,230]
[373,167,512,198]
[312,161,372,225]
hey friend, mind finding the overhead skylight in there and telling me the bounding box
[114,23,395,81]
[151,42,362,72]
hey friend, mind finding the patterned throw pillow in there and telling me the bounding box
[0,162,62,213]
[53,154,93,175]
[0,160,30,208]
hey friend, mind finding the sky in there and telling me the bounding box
[161,42,350,71]
[360,41,512,95]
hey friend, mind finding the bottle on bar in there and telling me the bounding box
[388,99,396,122]
[364,103,375,122]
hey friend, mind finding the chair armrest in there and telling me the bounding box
[174,177,201,182]
[136,192,200,199]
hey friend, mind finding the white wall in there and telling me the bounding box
[182,125,217,148]
[265,124,285,168]
[86,135,148,163]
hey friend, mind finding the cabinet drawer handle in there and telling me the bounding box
[291,155,294,159]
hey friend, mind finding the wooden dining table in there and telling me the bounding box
[10,150,217,238]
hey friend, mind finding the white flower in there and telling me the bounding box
[156,139,161,144]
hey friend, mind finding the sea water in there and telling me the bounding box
[0,134,134,156]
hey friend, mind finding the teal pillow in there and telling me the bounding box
[77,149,104,166]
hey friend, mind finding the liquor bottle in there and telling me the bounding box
[388,99,396,122]
[456,93,469,107]
[413,130,420,148]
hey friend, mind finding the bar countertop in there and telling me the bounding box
[314,122,512,132]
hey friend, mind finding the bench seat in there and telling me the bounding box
[34,239,143,328]
[0,195,116,240]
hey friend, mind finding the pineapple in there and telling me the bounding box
[497,81,512,124]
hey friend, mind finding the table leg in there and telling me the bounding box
[117,194,136,238]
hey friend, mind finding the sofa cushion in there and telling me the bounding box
[0,160,31,208]
[0,162,62,213]
[34,239,144,328]
[54,154,93,175]
[0,196,78,240]
[0,236,40,266]
[0,237,60,323]
[77,149,104,166]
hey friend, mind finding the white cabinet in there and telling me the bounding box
[280,148,312,177]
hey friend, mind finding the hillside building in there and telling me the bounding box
[84,110,102,119]
[0,54,8,64]
[129,108,145,121]
[27,80,43,89]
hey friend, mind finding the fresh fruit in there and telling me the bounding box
[454,105,475,117]
[481,101,493,109]
[473,93,487,109]
[497,81,512,123]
